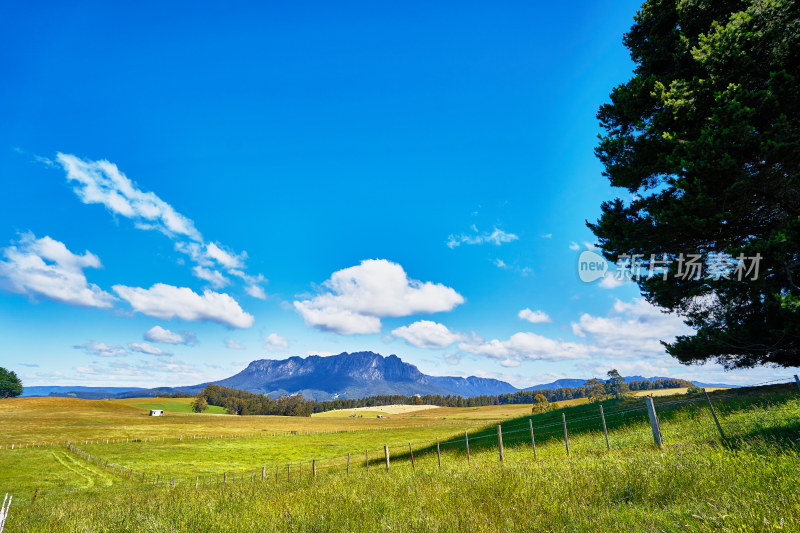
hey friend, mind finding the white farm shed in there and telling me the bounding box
[150,409,164,416]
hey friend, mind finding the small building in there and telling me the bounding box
[376,414,384,419]
[150,409,164,417]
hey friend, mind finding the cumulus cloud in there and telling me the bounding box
[391,320,463,349]
[74,341,126,357]
[0,232,115,308]
[113,283,254,328]
[571,298,691,358]
[225,338,245,350]
[143,326,195,345]
[294,259,464,335]
[458,332,591,366]
[128,342,171,356]
[518,308,552,323]
[57,153,201,241]
[569,241,580,251]
[264,333,289,352]
[447,227,518,249]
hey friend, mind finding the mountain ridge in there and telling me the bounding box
[22,352,740,400]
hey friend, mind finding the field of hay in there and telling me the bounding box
[312,404,440,417]
[631,386,729,397]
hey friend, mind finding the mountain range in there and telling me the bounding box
[22,351,737,400]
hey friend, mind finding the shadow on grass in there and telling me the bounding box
[384,383,799,464]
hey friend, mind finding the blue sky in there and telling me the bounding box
[1,0,793,389]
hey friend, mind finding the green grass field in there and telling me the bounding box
[110,397,227,414]
[1,384,798,531]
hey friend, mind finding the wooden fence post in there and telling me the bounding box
[300,461,303,477]
[262,466,265,481]
[347,453,350,475]
[562,413,570,456]
[313,459,317,479]
[275,465,279,483]
[497,425,505,464]
[409,443,415,470]
[287,464,290,482]
[600,404,610,450]
[645,397,664,447]
[794,374,799,391]
[465,432,470,466]
[436,437,441,467]
[195,476,198,489]
[223,472,227,485]
[703,389,725,439]
[529,419,537,459]
[384,445,390,472]
[366,450,369,472]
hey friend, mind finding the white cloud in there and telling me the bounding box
[113,283,254,328]
[264,333,289,352]
[244,284,267,300]
[205,242,246,270]
[458,332,591,366]
[391,320,463,349]
[229,270,267,300]
[128,342,171,356]
[598,271,627,289]
[518,308,552,323]
[447,227,518,249]
[583,241,598,251]
[294,259,464,335]
[192,266,230,289]
[225,338,245,350]
[74,341,126,358]
[570,298,691,358]
[493,258,508,269]
[57,153,201,241]
[56,153,267,300]
[569,241,580,251]
[143,326,191,345]
[540,233,553,239]
[444,352,463,365]
[307,350,338,357]
[0,232,115,308]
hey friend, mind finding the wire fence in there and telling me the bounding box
[3,377,799,505]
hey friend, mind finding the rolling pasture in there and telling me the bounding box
[1,384,799,531]
[110,397,227,415]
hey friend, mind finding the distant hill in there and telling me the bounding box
[21,386,146,398]
[523,376,737,392]
[24,353,739,401]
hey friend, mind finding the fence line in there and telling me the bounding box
[0,494,11,533]
[50,380,797,494]
[4,379,796,505]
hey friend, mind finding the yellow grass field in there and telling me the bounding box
[631,387,728,397]
[0,397,545,446]
[312,404,440,417]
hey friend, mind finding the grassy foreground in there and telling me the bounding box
[5,440,799,532]
[1,384,798,531]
